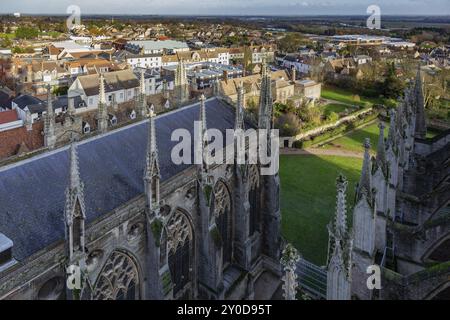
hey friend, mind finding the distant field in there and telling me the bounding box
[280,154,362,265]
[321,86,382,107]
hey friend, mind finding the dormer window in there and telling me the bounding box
[109,114,117,125]
[83,122,91,134]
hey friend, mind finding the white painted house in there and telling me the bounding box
[68,69,140,112]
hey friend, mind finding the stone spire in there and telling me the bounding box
[99,73,106,104]
[356,138,373,203]
[212,76,219,96]
[64,141,86,261]
[138,69,147,118]
[46,85,54,117]
[140,68,146,95]
[44,85,56,149]
[413,66,427,139]
[326,174,352,300]
[67,96,76,116]
[97,73,108,133]
[175,59,189,105]
[376,121,387,172]
[235,81,245,130]
[334,174,348,239]
[144,113,160,213]
[258,58,273,130]
[198,94,209,178]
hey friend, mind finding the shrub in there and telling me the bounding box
[275,112,302,137]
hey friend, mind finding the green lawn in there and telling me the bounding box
[323,121,389,153]
[321,86,382,107]
[324,120,442,152]
[0,33,15,40]
[319,103,352,116]
[280,154,363,265]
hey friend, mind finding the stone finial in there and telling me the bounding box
[69,141,81,190]
[44,85,56,149]
[280,243,300,300]
[326,175,352,300]
[140,69,146,95]
[46,85,53,116]
[199,94,207,133]
[414,65,427,139]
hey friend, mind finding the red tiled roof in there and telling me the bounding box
[0,110,18,125]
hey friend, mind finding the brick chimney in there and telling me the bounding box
[291,67,296,82]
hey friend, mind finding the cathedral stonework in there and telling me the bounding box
[327,69,450,300]
[0,64,282,300]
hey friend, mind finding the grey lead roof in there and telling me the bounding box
[0,97,238,261]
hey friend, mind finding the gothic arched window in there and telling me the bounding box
[248,165,261,236]
[166,209,193,298]
[213,181,232,267]
[93,251,140,300]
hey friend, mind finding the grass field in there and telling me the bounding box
[323,120,440,153]
[0,33,15,39]
[280,154,363,265]
[321,86,382,107]
[319,103,352,116]
[323,121,388,153]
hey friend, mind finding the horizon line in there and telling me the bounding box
[1,13,450,17]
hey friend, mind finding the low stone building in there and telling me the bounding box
[219,70,293,105]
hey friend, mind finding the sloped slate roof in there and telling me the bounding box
[0,97,238,261]
[78,69,140,97]
[12,95,43,110]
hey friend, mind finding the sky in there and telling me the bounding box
[0,0,449,16]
